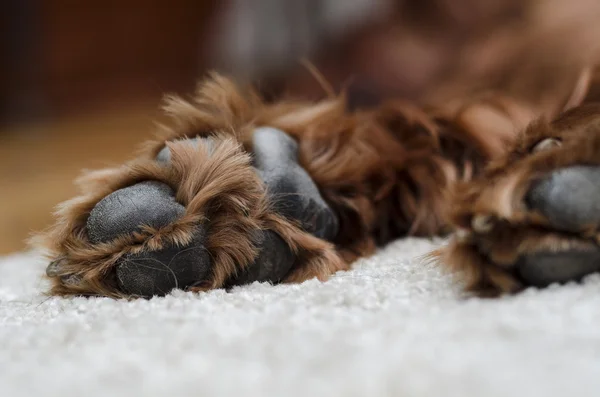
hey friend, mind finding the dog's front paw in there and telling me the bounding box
[42,125,342,298]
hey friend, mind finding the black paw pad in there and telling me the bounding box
[228,230,296,286]
[517,248,600,287]
[526,165,600,233]
[116,229,211,297]
[87,181,185,243]
[252,127,339,241]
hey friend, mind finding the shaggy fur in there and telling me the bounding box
[36,0,600,298]
[37,66,600,298]
[38,74,480,297]
[437,103,600,296]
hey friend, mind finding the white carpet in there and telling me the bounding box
[1,238,600,397]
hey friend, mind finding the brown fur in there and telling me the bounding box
[36,0,600,298]
[437,104,600,296]
[37,70,506,297]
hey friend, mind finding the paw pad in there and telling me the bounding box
[116,229,211,297]
[252,127,339,240]
[518,248,600,287]
[86,180,213,297]
[87,181,185,243]
[227,230,295,285]
[526,165,600,233]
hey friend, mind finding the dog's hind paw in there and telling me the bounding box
[440,105,600,296]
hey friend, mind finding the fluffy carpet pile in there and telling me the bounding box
[1,238,600,397]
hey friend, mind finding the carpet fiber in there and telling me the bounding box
[1,238,600,397]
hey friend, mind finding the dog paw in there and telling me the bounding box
[43,127,342,298]
[85,180,212,296]
[441,105,600,295]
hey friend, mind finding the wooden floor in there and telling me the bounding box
[0,101,165,254]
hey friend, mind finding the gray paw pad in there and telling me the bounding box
[517,248,600,287]
[86,180,212,297]
[87,181,185,243]
[252,127,339,241]
[526,165,600,233]
[228,230,296,286]
[116,230,211,298]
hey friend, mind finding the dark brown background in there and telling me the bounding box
[2,0,594,254]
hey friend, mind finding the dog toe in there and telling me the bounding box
[252,127,339,241]
[517,247,600,287]
[526,165,600,233]
[86,180,212,297]
[87,181,185,243]
[116,229,211,297]
[227,230,296,286]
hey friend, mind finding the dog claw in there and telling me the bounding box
[531,138,562,153]
[61,274,83,287]
[472,214,493,233]
[46,258,66,277]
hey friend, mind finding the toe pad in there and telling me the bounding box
[527,165,600,233]
[87,181,185,243]
[518,248,600,287]
[116,230,211,297]
[228,230,296,285]
[86,180,212,297]
[252,127,339,240]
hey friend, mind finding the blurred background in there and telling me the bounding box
[0,0,400,254]
[1,0,599,254]
[0,1,220,254]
